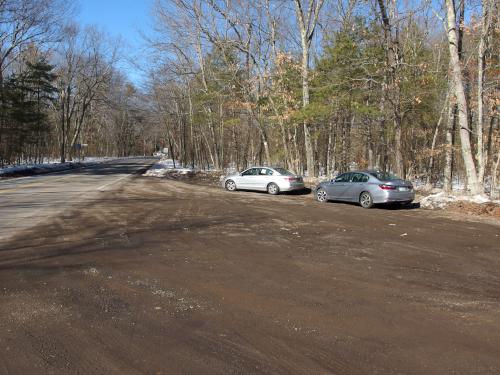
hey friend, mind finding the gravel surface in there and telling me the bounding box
[1,173,499,374]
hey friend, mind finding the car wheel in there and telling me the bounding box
[316,188,328,203]
[267,182,279,195]
[359,191,374,209]
[225,180,237,192]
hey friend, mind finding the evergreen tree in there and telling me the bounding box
[1,58,57,163]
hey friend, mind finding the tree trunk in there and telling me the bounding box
[292,125,300,174]
[486,114,496,171]
[394,115,403,177]
[300,44,314,176]
[294,0,325,177]
[269,95,290,169]
[491,150,500,200]
[326,121,333,176]
[427,92,448,186]
[443,85,455,192]
[445,0,482,194]
[367,121,374,170]
[259,125,271,166]
[60,92,66,163]
[377,0,403,176]
[476,0,494,183]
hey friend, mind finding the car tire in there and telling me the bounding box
[316,188,328,203]
[225,180,237,192]
[359,191,374,209]
[267,182,279,195]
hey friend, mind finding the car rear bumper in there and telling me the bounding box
[280,182,305,192]
[373,190,415,204]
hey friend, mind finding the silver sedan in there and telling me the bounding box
[315,170,415,208]
[223,167,305,195]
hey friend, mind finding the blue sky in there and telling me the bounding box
[79,0,154,84]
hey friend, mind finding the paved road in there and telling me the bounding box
[0,158,155,244]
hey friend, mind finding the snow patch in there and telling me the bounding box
[420,191,498,209]
[143,159,194,177]
[0,157,116,176]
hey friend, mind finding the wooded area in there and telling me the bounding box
[0,0,498,195]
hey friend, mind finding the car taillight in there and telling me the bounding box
[379,184,396,190]
[285,177,296,182]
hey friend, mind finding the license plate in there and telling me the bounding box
[398,187,409,191]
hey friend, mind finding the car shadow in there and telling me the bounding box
[235,188,312,196]
[285,188,312,196]
[374,202,421,210]
[324,200,420,210]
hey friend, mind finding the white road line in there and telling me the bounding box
[97,163,148,191]
[97,174,133,191]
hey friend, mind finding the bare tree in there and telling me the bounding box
[444,0,481,194]
[376,0,404,177]
[0,0,68,163]
[56,25,117,162]
[293,0,325,177]
[476,0,495,183]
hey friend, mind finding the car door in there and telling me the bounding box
[326,173,352,200]
[238,168,257,189]
[255,168,274,191]
[347,173,368,201]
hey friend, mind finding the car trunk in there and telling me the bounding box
[383,179,413,191]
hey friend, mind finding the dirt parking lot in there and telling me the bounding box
[1,175,499,374]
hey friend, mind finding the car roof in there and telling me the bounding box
[245,166,277,169]
[339,171,370,174]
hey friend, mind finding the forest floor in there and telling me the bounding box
[1,171,499,374]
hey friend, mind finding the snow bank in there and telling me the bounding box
[143,159,194,177]
[420,191,498,209]
[0,157,116,177]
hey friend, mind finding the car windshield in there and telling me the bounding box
[274,168,293,176]
[369,171,400,181]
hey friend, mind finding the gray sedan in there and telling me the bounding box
[315,170,414,208]
[223,167,305,195]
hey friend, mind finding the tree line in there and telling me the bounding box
[0,0,158,166]
[147,0,498,195]
[0,0,498,196]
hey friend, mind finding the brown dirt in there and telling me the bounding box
[163,170,225,188]
[447,201,500,219]
[1,176,500,374]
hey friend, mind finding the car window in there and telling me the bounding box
[369,171,399,181]
[352,173,367,183]
[242,168,257,176]
[335,173,351,182]
[259,168,273,176]
[274,168,293,176]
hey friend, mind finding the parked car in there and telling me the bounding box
[315,170,414,208]
[223,167,305,195]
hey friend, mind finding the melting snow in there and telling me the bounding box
[0,157,116,176]
[420,191,498,209]
[143,159,194,177]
